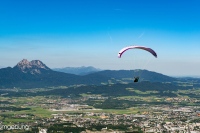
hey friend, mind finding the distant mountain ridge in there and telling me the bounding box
[91,69,176,82]
[53,66,101,75]
[0,59,196,89]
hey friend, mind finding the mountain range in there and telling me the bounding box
[53,66,101,75]
[0,59,197,89]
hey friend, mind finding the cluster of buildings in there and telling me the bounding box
[35,105,200,133]
[47,105,200,133]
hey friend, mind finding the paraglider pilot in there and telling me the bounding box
[134,77,139,82]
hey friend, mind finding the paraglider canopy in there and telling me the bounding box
[118,45,157,58]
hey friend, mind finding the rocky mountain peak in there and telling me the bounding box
[14,59,51,74]
[15,59,32,70]
[30,60,49,69]
[18,59,30,65]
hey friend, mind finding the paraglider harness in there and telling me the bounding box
[134,77,139,82]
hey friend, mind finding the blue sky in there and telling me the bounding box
[0,0,200,76]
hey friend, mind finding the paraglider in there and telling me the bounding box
[118,45,157,58]
[134,77,139,82]
[118,45,157,82]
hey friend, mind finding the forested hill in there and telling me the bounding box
[2,82,191,97]
[87,69,176,82]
